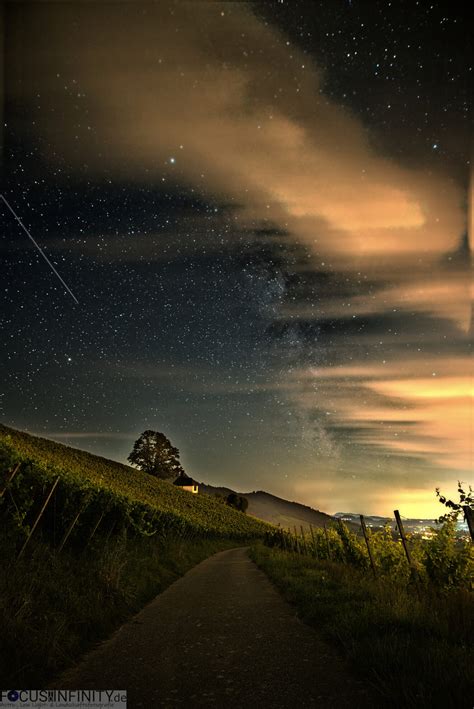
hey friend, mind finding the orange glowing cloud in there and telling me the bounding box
[297,358,473,476]
[9,1,466,267]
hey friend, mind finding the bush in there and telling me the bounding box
[422,520,473,589]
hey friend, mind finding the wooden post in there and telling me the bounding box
[0,462,21,498]
[293,526,300,553]
[360,514,377,577]
[57,501,88,552]
[463,506,474,542]
[17,477,60,559]
[288,528,295,552]
[86,510,105,546]
[323,524,331,559]
[7,487,21,518]
[337,519,348,562]
[300,526,307,554]
[105,519,117,543]
[394,509,421,598]
[309,524,319,559]
[394,509,413,566]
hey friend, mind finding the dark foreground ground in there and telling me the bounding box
[51,548,376,708]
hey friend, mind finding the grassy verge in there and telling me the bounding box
[0,532,239,688]
[250,543,473,709]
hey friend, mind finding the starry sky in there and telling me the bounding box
[1,1,471,516]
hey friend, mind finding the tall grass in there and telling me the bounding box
[250,544,473,709]
[0,532,237,688]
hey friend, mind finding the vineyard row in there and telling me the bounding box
[264,516,474,590]
[0,443,267,557]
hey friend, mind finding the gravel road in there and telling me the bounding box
[52,547,375,708]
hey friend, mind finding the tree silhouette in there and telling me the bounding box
[226,493,248,513]
[436,481,474,525]
[128,430,184,479]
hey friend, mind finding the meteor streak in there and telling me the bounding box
[1,193,79,304]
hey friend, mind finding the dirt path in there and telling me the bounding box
[52,548,374,708]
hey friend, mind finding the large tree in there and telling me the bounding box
[127,430,184,479]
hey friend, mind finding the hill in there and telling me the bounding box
[0,424,270,539]
[200,484,338,531]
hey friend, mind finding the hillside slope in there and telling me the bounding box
[0,424,270,538]
[245,490,336,530]
[200,484,337,531]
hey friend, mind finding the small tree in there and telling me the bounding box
[128,430,184,480]
[423,519,473,588]
[226,493,248,513]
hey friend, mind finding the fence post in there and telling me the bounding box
[17,477,60,559]
[0,463,21,498]
[300,526,307,554]
[85,510,105,548]
[58,500,89,552]
[360,514,377,577]
[463,506,474,542]
[394,510,413,566]
[288,528,295,552]
[309,524,319,559]
[293,526,301,553]
[337,519,349,563]
[394,509,421,597]
[323,524,331,560]
[105,519,117,543]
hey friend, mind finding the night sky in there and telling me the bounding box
[1,1,471,516]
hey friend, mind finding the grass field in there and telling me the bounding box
[250,544,473,709]
[0,533,237,687]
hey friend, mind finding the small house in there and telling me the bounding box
[173,473,198,494]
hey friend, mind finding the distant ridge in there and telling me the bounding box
[200,483,341,531]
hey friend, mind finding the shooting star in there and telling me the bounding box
[1,193,79,304]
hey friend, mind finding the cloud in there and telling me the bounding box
[8,2,466,266]
[291,356,472,475]
[40,431,135,440]
[9,1,468,338]
[278,265,471,332]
